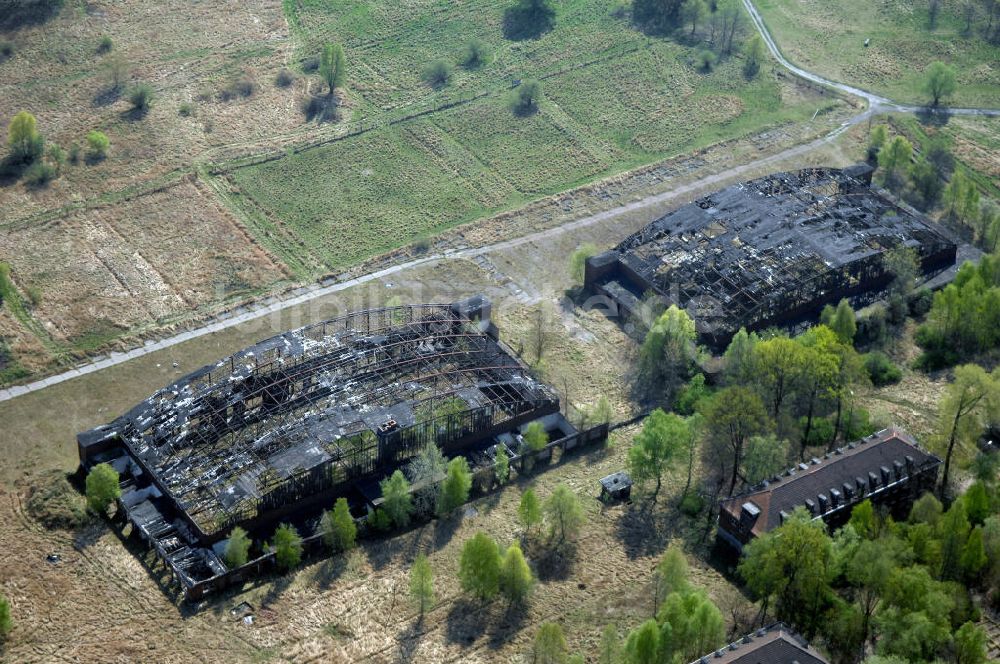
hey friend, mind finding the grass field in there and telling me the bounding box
[755,0,1000,107]
[0,178,289,381]
[228,29,837,275]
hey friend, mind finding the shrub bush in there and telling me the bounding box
[86,130,109,160]
[855,305,888,347]
[275,68,294,87]
[908,287,934,317]
[0,40,13,60]
[25,470,89,529]
[679,492,704,516]
[864,351,902,386]
[300,94,339,123]
[696,49,717,72]
[421,59,453,88]
[503,0,556,40]
[509,79,542,116]
[220,74,255,101]
[97,35,112,53]
[178,102,193,117]
[128,83,153,112]
[23,160,57,186]
[460,38,490,68]
[800,416,835,447]
[301,56,319,72]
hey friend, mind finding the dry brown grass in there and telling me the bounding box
[0,178,288,347]
[0,0,301,222]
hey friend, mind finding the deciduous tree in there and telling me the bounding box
[638,305,697,402]
[85,462,120,514]
[923,61,957,106]
[224,526,252,568]
[934,364,997,497]
[627,409,689,503]
[878,136,913,191]
[7,110,43,164]
[545,483,584,544]
[459,531,501,600]
[702,386,770,495]
[319,43,346,94]
[739,508,833,637]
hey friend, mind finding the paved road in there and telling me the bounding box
[2,6,998,405]
[742,0,1000,118]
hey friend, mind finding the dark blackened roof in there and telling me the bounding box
[721,427,940,538]
[597,167,955,345]
[689,623,829,664]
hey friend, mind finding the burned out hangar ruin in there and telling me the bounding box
[76,297,593,599]
[584,166,957,347]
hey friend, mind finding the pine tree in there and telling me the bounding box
[499,542,533,606]
[438,456,472,515]
[518,488,542,536]
[272,523,303,571]
[598,624,621,664]
[533,622,568,664]
[224,526,252,568]
[320,497,357,551]
[961,526,988,580]
[494,445,510,486]
[409,553,434,616]
[624,619,660,664]
[0,593,11,640]
[380,469,414,528]
[459,532,501,601]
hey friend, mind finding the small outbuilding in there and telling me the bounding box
[599,471,632,503]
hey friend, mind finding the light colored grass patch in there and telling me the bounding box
[756,0,1000,106]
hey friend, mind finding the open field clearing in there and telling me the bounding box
[886,114,1000,199]
[755,0,1000,107]
[283,0,651,113]
[0,0,306,222]
[227,40,840,276]
[0,178,288,376]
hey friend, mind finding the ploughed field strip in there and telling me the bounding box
[76,297,574,599]
[585,166,958,347]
